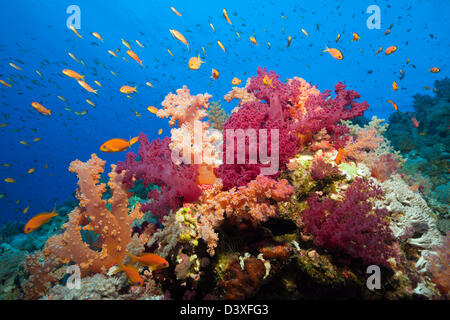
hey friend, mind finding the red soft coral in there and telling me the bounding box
[301,177,396,267]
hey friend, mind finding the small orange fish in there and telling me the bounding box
[188,55,204,70]
[301,29,309,37]
[232,77,241,85]
[62,69,84,80]
[411,116,419,128]
[392,81,399,91]
[386,100,398,111]
[4,178,16,183]
[108,50,118,58]
[384,29,391,35]
[429,67,440,73]
[147,106,159,114]
[127,253,169,271]
[286,36,292,48]
[92,32,103,42]
[32,102,51,115]
[169,29,189,49]
[210,23,215,32]
[263,75,274,88]
[100,137,138,153]
[120,85,137,94]
[127,50,143,66]
[250,36,258,45]
[223,8,232,25]
[351,32,360,42]
[27,168,35,174]
[9,62,23,70]
[335,148,346,165]
[158,128,163,135]
[409,184,419,192]
[170,6,182,16]
[375,47,383,55]
[78,80,98,94]
[385,46,397,55]
[217,40,225,52]
[24,206,58,233]
[335,34,341,43]
[0,80,12,87]
[118,263,143,286]
[323,47,343,60]
[69,25,82,38]
[211,68,219,80]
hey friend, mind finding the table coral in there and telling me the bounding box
[44,154,145,275]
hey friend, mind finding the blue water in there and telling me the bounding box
[0,0,448,224]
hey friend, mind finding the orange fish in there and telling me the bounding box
[323,47,343,60]
[217,40,226,52]
[351,32,360,42]
[32,102,51,115]
[385,46,397,55]
[223,8,232,25]
[147,106,159,114]
[169,29,189,49]
[69,25,82,39]
[375,47,383,55]
[92,32,103,42]
[24,206,58,233]
[409,184,419,192]
[62,69,85,80]
[232,77,241,85]
[100,137,138,153]
[335,148,346,165]
[429,67,440,73]
[384,29,391,35]
[250,36,258,45]
[108,50,118,58]
[170,6,182,16]
[158,128,163,135]
[118,263,143,286]
[211,68,219,80]
[126,50,143,66]
[127,253,169,271]
[188,55,204,70]
[263,75,274,88]
[120,85,138,94]
[0,80,12,87]
[392,81,399,91]
[386,100,398,111]
[411,116,419,128]
[78,80,98,94]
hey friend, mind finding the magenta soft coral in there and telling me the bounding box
[294,82,369,149]
[116,133,201,222]
[216,68,369,190]
[301,177,396,267]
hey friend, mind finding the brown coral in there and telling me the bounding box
[44,154,144,275]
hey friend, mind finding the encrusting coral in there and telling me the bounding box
[44,154,145,275]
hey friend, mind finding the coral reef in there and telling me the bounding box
[44,154,145,275]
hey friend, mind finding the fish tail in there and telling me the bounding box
[93,89,98,95]
[80,75,86,80]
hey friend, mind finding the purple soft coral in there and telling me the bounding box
[116,133,201,222]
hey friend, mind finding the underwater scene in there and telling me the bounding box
[0,0,448,302]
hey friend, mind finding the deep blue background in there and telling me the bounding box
[0,0,448,224]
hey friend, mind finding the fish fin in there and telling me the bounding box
[126,253,137,264]
[134,87,138,92]
[93,90,98,95]
[81,75,86,80]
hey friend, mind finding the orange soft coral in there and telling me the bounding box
[197,176,294,255]
[44,154,144,275]
[288,76,320,116]
[157,85,211,127]
[341,128,382,164]
[224,78,259,107]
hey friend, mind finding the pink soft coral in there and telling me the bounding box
[301,177,396,267]
[117,134,201,222]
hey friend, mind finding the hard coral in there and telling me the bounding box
[45,154,144,275]
[301,177,396,267]
[117,134,201,222]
